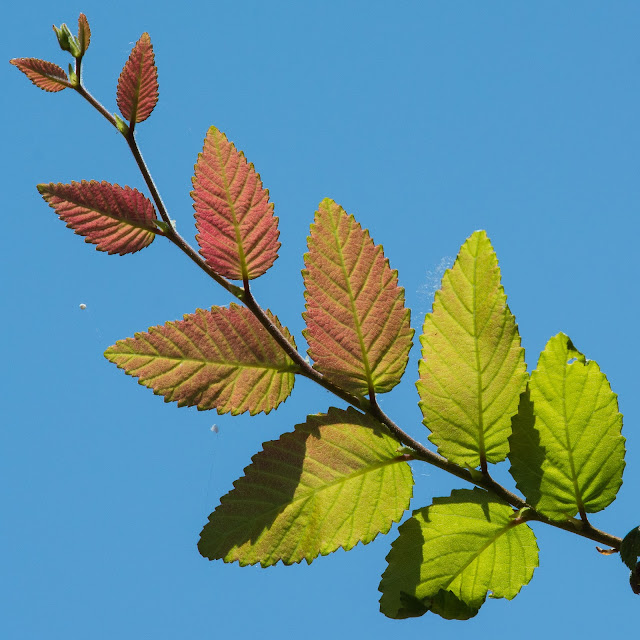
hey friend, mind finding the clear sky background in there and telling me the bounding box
[3,1,639,638]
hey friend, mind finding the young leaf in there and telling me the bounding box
[116,33,159,124]
[379,488,538,620]
[416,230,526,468]
[198,406,413,566]
[77,13,91,55]
[509,333,625,521]
[191,127,280,281]
[303,198,413,397]
[104,304,296,415]
[37,180,157,255]
[10,58,69,92]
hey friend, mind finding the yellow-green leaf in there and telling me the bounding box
[198,407,413,566]
[509,333,625,521]
[379,488,538,620]
[417,230,526,467]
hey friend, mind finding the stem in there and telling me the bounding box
[72,77,622,553]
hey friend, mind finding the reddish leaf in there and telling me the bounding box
[116,33,159,124]
[104,304,297,415]
[303,199,413,396]
[10,58,69,92]
[78,14,91,55]
[37,180,158,255]
[192,127,280,281]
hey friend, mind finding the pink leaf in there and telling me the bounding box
[192,127,280,280]
[10,58,69,92]
[77,14,91,55]
[303,199,413,396]
[116,32,159,124]
[38,180,158,255]
[105,304,297,415]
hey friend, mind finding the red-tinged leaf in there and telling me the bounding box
[303,198,413,397]
[37,180,157,255]
[116,32,158,124]
[192,126,280,281]
[78,14,91,55]
[10,58,69,92]
[104,304,297,415]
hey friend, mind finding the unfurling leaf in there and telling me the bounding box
[303,198,413,397]
[52,23,81,58]
[104,304,296,415]
[417,230,526,468]
[116,33,159,124]
[198,406,413,566]
[37,180,157,254]
[77,14,91,55]
[379,488,538,620]
[10,58,69,92]
[509,333,625,521]
[192,127,280,281]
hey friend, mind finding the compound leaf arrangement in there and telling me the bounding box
[11,15,637,621]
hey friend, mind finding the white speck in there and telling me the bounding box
[304,355,310,364]
[79,303,87,310]
[210,424,219,434]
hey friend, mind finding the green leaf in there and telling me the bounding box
[417,230,527,468]
[104,304,296,415]
[303,198,413,397]
[379,488,538,620]
[620,527,640,571]
[198,406,413,566]
[509,333,625,521]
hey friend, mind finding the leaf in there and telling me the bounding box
[379,488,538,620]
[37,181,157,255]
[104,304,296,415]
[198,406,413,566]
[416,230,526,468]
[302,198,413,397]
[191,127,280,281]
[10,58,69,92]
[620,527,640,571]
[509,333,625,521]
[77,13,91,55]
[116,32,159,124]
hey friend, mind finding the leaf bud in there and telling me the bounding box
[53,23,82,58]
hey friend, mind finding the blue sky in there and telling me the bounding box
[3,1,639,637]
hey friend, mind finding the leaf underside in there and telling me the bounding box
[417,230,527,468]
[191,126,280,280]
[104,304,296,415]
[198,406,413,566]
[303,198,413,397]
[116,32,159,124]
[78,13,91,55]
[10,58,68,92]
[509,333,625,521]
[379,488,538,620]
[37,180,157,255]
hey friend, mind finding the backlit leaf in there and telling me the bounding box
[192,126,280,280]
[379,488,538,620]
[303,198,413,397]
[37,180,157,255]
[104,304,296,415]
[198,406,413,566]
[417,230,526,467]
[509,333,625,521]
[10,58,69,92]
[116,32,159,124]
[78,13,91,55]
